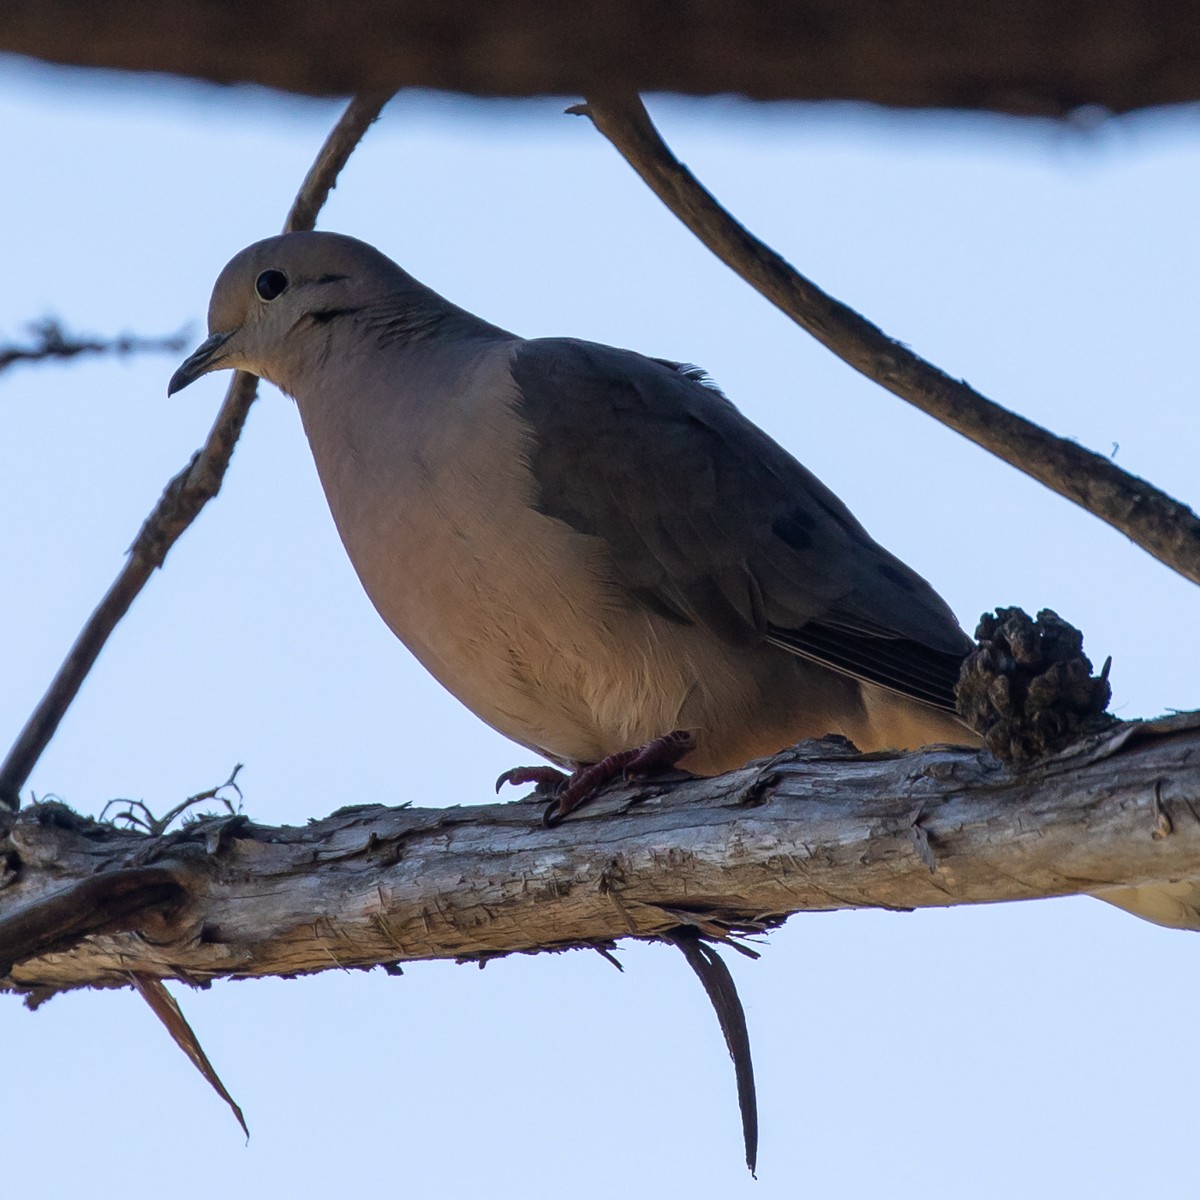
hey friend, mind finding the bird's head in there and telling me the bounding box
[168,231,413,395]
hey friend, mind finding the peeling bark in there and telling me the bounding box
[3,714,1199,1004]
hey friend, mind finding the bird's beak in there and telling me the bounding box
[167,330,235,396]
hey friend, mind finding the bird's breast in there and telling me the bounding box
[292,350,694,763]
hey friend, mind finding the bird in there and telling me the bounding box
[169,231,1197,930]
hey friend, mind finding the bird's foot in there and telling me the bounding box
[497,730,695,827]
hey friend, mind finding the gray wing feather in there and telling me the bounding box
[511,338,970,710]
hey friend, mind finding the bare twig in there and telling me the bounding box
[0,93,392,812]
[669,929,758,1176]
[131,974,249,1140]
[576,94,1200,588]
[284,93,394,233]
[0,319,190,375]
[99,763,243,835]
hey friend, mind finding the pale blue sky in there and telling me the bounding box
[2,62,1198,1198]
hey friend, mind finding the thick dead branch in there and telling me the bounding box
[4,714,1199,1003]
[579,95,1200,589]
[0,93,391,811]
[3,2,1200,116]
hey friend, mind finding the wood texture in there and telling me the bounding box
[3,1,1200,115]
[4,714,1199,1002]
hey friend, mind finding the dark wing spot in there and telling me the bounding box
[771,506,817,552]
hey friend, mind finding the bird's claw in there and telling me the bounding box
[495,765,569,795]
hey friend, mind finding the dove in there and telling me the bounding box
[170,231,1196,930]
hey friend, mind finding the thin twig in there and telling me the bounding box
[99,763,243,835]
[576,94,1200,588]
[0,319,190,375]
[284,93,394,234]
[669,929,758,1176]
[0,92,392,811]
[131,974,249,1140]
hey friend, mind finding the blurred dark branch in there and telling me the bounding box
[0,92,393,812]
[0,320,189,375]
[578,94,1200,588]
[2,1,1200,115]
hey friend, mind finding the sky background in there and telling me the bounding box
[2,61,1198,1199]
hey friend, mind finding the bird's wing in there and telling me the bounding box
[510,337,971,712]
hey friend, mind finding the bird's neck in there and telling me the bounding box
[288,329,519,485]
[358,294,512,347]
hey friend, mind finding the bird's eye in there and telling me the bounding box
[255,269,289,301]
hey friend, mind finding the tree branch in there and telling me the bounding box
[576,95,1200,589]
[3,1,1200,116]
[4,714,1199,1003]
[0,92,392,812]
[0,320,188,375]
